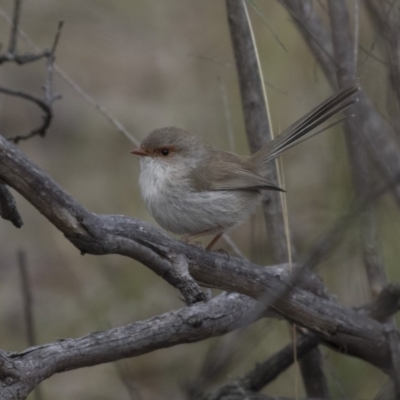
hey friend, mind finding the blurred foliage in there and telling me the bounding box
[0,0,396,399]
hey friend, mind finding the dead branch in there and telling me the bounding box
[225,0,290,263]
[0,181,22,227]
[0,133,398,373]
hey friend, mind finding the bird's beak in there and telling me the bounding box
[130,148,149,157]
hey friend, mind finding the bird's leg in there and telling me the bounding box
[206,233,223,250]
[181,229,223,250]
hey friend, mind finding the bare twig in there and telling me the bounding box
[44,21,64,106]
[0,87,52,143]
[385,324,400,397]
[328,0,387,300]
[7,0,22,55]
[358,44,388,66]
[366,0,400,105]
[298,346,329,399]
[17,251,36,347]
[204,282,400,400]
[17,250,42,400]
[203,334,320,400]
[0,0,48,65]
[0,3,63,143]
[0,3,140,146]
[0,51,50,65]
[167,253,206,305]
[0,180,22,227]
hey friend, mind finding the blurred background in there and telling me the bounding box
[0,0,397,399]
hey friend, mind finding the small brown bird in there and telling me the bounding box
[132,84,359,249]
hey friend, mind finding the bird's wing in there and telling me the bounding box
[191,152,284,192]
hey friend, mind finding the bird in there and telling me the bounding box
[131,83,359,249]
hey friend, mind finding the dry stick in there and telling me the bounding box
[225,0,289,264]
[44,21,64,107]
[358,44,388,66]
[328,0,386,298]
[227,1,332,397]
[281,0,400,389]
[366,1,400,113]
[328,1,400,390]
[204,334,319,400]
[17,251,36,346]
[385,323,400,396]
[7,0,22,55]
[280,0,400,209]
[17,250,43,400]
[187,323,272,398]
[0,2,50,65]
[0,180,22,227]
[203,282,400,400]
[0,7,63,143]
[0,293,258,399]
[0,87,53,143]
[226,1,330,397]
[224,2,309,398]
[0,5,140,147]
[0,133,397,369]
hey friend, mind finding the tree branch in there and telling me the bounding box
[0,133,397,373]
[279,0,400,215]
[0,181,22,227]
[225,0,289,263]
[0,87,53,143]
[203,333,320,400]
[328,0,386,300]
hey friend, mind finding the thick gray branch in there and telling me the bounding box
[0,133,397,374]
[0,293,256,399]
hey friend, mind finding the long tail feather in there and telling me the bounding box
[251,82,359,168]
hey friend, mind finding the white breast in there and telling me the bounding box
[139,157,173,205]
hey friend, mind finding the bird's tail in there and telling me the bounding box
[250,82,360,169]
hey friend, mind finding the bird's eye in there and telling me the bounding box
[161,148,169,156]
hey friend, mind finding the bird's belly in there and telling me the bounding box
[146,187,260,235]
[139,158,260,235]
